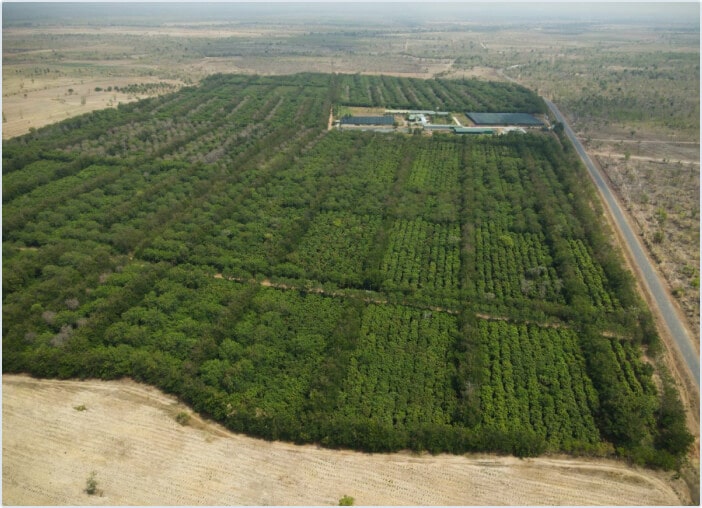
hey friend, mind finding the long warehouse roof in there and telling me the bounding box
[340,116,394,126]
[466,112,543,126]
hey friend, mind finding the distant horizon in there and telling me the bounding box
[3,2,700,27]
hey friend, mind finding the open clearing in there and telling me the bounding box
[3,375,690,506]
[1,76,183,139]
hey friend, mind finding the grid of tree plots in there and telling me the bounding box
[3,73,691,468]
[475,321,600,449]
[338,305,459,428]
[381,218,461,296]
[336,74,547,113]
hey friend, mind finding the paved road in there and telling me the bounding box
[545,99,700,387]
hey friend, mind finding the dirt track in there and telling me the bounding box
[3,375,690,506]
[590,151,700,166]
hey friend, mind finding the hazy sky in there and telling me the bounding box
[3,2,700,27]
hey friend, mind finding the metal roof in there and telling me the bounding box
[424,124,454,130]
[453,127,494,134]
[340,116,394,126]
[384,109,449,115]
[465,112,543,126]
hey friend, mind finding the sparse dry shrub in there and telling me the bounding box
[85,471,100,496]
[41,310,57,325]
[50,324,73,347]
[175,412,191,426]
[65,298,80,310]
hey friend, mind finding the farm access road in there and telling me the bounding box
[545,99,700,388]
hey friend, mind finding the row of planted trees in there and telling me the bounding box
[3,73,692,468]
[337,74,547,113]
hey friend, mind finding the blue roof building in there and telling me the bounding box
[340,116,394,126]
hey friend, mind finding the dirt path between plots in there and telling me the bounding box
[215,273,458,314]
[214,274,634,340]
[2,375,691,506]
[586,138,700,145]
[589,151,700,165]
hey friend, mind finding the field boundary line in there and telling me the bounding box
[212,273,628,338]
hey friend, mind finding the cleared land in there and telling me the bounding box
[2,374,690,506]
[1,75,183,139]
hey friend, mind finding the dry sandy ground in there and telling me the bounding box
[3,374,691,506]
[2,77,183,139]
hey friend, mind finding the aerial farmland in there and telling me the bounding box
[3,3,699,505]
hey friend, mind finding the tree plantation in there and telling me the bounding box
[2,73,692,469]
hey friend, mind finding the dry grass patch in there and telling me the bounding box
[2,76,183,139]
[3,374,691,506]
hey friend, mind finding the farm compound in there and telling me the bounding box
[335,108,545,137]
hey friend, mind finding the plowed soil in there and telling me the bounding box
[3,375,690,506]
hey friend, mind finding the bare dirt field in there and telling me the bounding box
[3,374,691,506]
[181,55,452,82]
[440,66,507,82]
[2,76,183,139]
